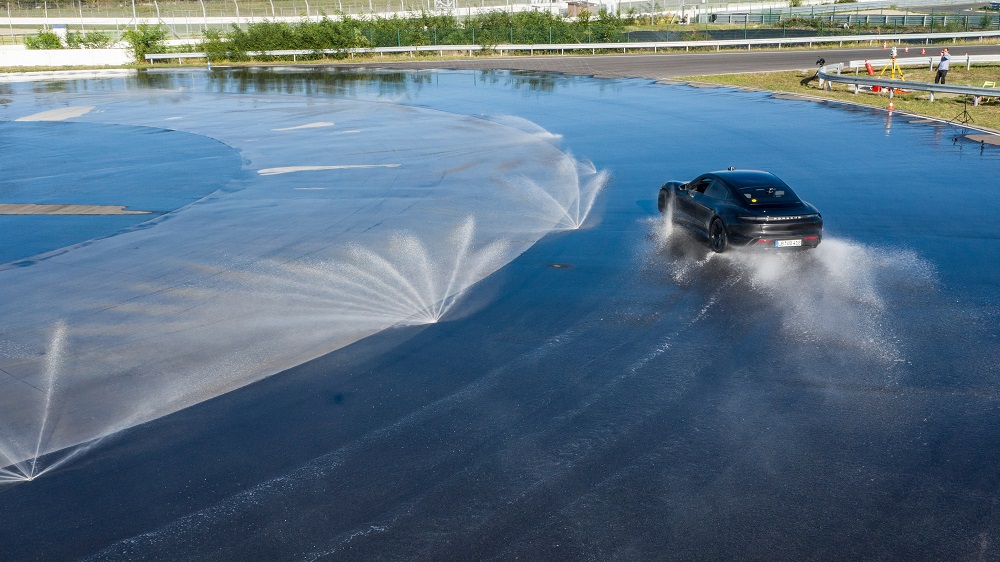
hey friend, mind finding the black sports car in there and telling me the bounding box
[657,170,823,252]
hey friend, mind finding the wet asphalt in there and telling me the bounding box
[0,57,999,561]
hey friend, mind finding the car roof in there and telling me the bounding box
[705,170,788,189]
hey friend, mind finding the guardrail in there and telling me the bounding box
[702,11,1000,27]
[817,57,1000,104]
[146,29,1000,64]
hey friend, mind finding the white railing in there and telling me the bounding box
[145,29,1000,63]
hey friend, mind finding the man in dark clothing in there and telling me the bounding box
[935,48,952,84]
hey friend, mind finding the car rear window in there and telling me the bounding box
[737,186,800,205]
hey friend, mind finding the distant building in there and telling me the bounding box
[566,1,599,17]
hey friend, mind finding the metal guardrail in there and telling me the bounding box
[703,11,1000,26]
[817,56,1000,104]
[146,30,1000,63]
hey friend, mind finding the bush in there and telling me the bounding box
[25,30,62,49]
[200,28,231,61]
[781,16,821,29]
[121,23,168,63]
[65,31,113,49]
[198,16,370,61]
[189,8,628,59]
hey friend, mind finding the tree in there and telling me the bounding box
[122,23,168,63]
[25,30,63,50]
[66,31,113,49]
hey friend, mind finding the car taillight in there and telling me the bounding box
[804,236,819,241]
[739,214,820,222]
[757,239,773,244]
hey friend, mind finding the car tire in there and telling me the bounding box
[657,189,667,213]
[709,218,728,253]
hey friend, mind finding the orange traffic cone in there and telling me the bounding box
[888,100,894,112]
[904,46,909,53]
[883,41,888,49]
[921,47,926,55]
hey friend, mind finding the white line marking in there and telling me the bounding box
[258,164,400,176]
[16,106,95,122]
[272,122,335,131]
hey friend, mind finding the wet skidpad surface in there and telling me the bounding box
[0,68,998,561]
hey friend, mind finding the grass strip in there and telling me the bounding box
[680,64,1000,132]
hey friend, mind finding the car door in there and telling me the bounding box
[673,176,712,231]
[696,179,732,228]
[678,177,722,235]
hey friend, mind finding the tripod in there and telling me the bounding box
[878,47,906,81]
[878,56,906,81]
[951,96,975,127]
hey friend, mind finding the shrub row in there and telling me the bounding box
[24,30,112,49]
[198,9,631,60]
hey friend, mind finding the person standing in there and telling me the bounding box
[935,48,952,84]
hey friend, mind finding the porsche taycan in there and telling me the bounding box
[657,170,823,252]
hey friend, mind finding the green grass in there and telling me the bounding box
[681,65,1000,132]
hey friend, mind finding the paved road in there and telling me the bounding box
[2,59,999,562]
[331,44,1000,79]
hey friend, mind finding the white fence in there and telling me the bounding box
[3,29,1000,68]
[140,29,1000,64]
[0,45,130,67]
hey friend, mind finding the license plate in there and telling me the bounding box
[775,239,802,248]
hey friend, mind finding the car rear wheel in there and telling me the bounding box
[709,218,728,253]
